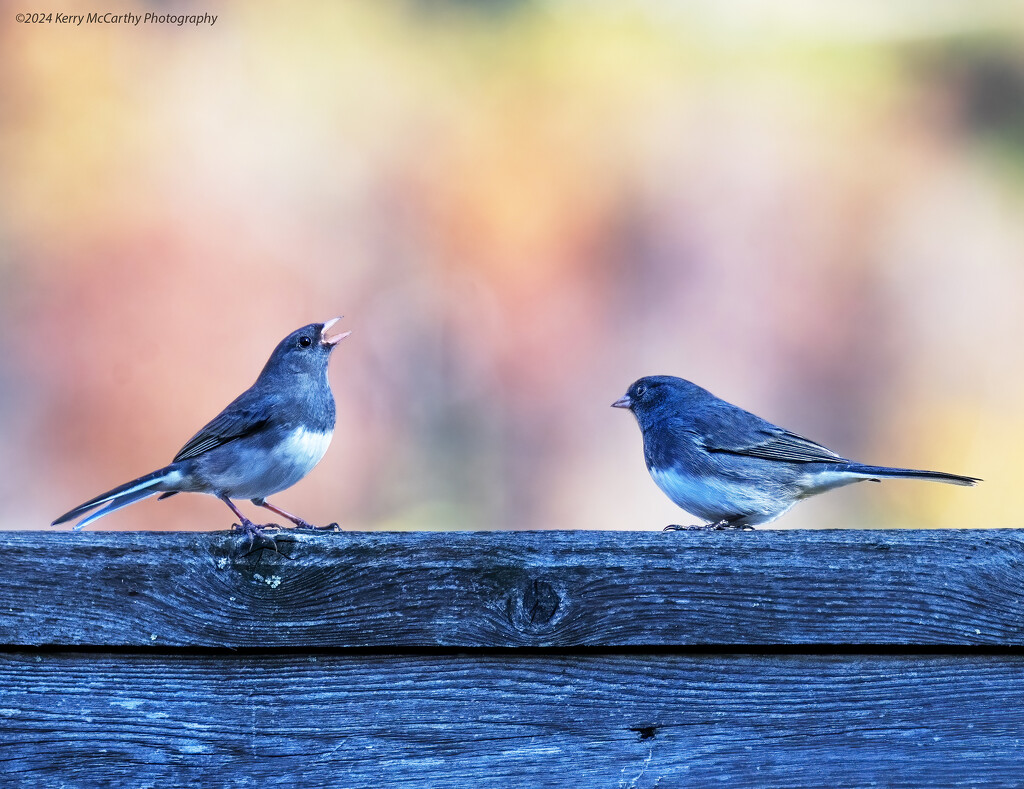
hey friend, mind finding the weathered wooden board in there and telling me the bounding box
[3,531,1023,786]
[2,651,1022,788]
[3,530,1024,648]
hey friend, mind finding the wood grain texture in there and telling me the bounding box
[2,651,1022,788]
[3,530,1024,648]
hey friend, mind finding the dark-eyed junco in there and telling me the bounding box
[53,319,350,534]
[613,375,979,530]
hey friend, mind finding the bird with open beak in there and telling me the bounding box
[53,319,351,537]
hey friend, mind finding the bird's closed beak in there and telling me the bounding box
[611,394,632,409]
[321,317,351,347]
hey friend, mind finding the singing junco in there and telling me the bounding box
[613,375,979,530]
[53,319,350,534]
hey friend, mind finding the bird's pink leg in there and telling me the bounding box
[251,498,340,531]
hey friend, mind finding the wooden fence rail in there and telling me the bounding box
[2,529,1023,787]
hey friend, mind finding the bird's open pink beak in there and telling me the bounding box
[321,317,351,347]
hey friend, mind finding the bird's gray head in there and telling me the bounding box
[258,318,350,380]
[612,375,710,428]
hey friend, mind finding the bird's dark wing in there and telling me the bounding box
[172,389,278,463]
[711,429,848,464]
[690,402,848,465]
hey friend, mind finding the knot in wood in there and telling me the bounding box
[510,577,561,632]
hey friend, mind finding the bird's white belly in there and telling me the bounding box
[650,466,791,525]
[223,427,333,499]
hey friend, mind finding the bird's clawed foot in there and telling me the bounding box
[664,520,756,532]
[289,518,343,532]
[233,519,288,557]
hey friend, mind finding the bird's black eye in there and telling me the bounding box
[298,336,313,348]
[634,384,647,398]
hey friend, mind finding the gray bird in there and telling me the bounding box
[53,319,350,534]
[613,375,979,529]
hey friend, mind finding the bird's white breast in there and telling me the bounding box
[234,426,333,498]
[649,466,791,525]
[279,426,333,471]
[193,425,335,500]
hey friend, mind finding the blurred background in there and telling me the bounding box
[2,0,1022,532]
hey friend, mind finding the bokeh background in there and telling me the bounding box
[2,0,1022,532]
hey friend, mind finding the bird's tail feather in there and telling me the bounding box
[52,466,180,529]
[840,463,980,487]
[70,487,161,531]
